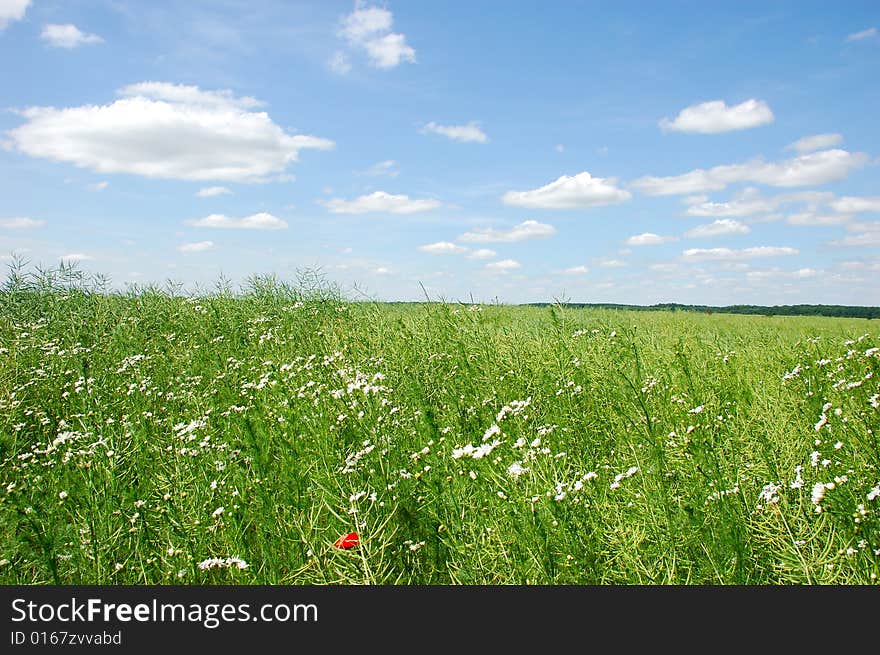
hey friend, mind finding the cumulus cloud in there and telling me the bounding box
[0,217,44,228]
[845,27,877,42]
[422,121,488,144]
[40,23,104,48]
[0,0,30,30]
[682,246,798,260]
[59,253,94,262]
[118,82,264,109]
[86,181,108,192]
[5,82,334,183]
[178,241,215,253]
[625,233,678,246]
[564,265,589,274]
[185,212,288,230]
[323,191,441,214]
[502,172,631,208]
[485,259,521,272]
[829,196,880,214]
[196,186,232,197]
[337,3,415,69]
[684,219,751,238]
[659,99,774,134]
[631,149,868,195]
[457,219,556,243]
[684,188,834,218]
[684,188,778,217]
[418,241,468,255]
[785,133,843,154]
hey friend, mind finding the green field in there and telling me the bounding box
[1,268,878,584]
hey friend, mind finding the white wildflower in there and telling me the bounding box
[507,462,529,479]
[197,557,249,571]
[757,482,781,506]
[482,423,502,441]
[610,466,639,490]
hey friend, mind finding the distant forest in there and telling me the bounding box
[524,303,880,319]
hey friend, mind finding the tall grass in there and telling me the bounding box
[1,262,878,584]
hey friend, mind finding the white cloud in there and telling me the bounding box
[0,217,44,228]
[458,219,556,243]
[684,188,834,217]
[682,246,798,260]
[485,259,521,272]
[829,196,880,213]
[6,82,334,183]
[837,233,880,247]
[338,3,393,41]
[118,82,264,110]
[631,149,868,195]
[831,221,880,246]
[564,265,589,274]
[185,212,287,230]
[0,0,30,30]
[41,23,104,48]
[422,122,488,144]
[746,268,819,281]
[625,232,678,246]
[659,99,774,134]
[684,188,777,217]
[418,241,468,255]
[502,172,631,208]
[323,191,441,214]
[86,181,108,192]
[786,212,850,226]
[845,27,877,42]
[196,186,232,198]
[59,253,94,262]
[840,258,880,272]
[785,133,843,154]
[178,241,215,253]
[374,266,391,275]
[685,219,751,238]
[595,258,626,268]
[358,160,399,177]
[328,51,352,75]
[362,33,416,69]
[467,248,497,260]
[337,3,415,69]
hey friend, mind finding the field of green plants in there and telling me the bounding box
[1,265,878,584]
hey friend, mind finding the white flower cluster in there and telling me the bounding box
[610,466,639,490]
[197,557,249,571]
[452,439,501,460]
[495,397,531,422]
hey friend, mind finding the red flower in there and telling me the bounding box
[333,532,359,549]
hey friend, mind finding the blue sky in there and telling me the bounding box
[1,0,879,304]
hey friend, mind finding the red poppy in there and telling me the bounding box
[333,532,359,549]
